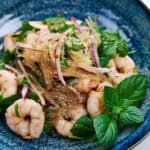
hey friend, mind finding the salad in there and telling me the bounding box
[1,17,148,148]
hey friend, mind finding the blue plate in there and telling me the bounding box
[0,0,150,149]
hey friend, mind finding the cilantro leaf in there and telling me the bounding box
[100,30,128,57]
[13,21,40,42]
[44,17,75,33]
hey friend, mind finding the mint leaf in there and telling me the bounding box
[117,75,148,106]
[13,21,40,42]
[120,106,144,124]
[104,86,121,111]
[99,56,111,67]
[93,114,118,147]
[71,115,95,138]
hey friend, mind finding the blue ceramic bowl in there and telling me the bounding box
[0,0,150,149]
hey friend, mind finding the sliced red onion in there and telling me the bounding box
[21,86,29,100]
[90,37,100,67]
[55,45,66,85]
[71,17,82,33]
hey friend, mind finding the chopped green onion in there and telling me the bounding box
[15,104,20,118]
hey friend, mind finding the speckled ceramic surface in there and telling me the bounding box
[0,0,149,150]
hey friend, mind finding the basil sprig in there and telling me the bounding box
[71,75,148,147]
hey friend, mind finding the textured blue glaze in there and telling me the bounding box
[0,0,149,149]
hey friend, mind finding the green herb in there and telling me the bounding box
[13,21,40,42]
[87,17,134,67]
[65,37,84,51]
[28,92,39,101]
[104,86,121,112]
[120,106,144,124]
[46,107,56,118]
[44,17,74,33]
[20,78,30,85]
[0,64,5,70]
[68,135,83,140]
[117,75,148,106]
[34,75,46,87]
[1,51,17,65]
[71,115,95,138]
[44,45,49,50]
[61,57,69,68]
[0,94,21,114]
[43,121,52,134]
[50,23,75,33]
[71,42,84,51]
[43,17,66,25]
[99,56,111,67]
[15,104,20,117]
[100,30,128,57]
[128,50,136,55]
[93,114,118,147]
[70,30,79,38]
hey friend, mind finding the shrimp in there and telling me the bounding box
[5,99,45,139]
[87,91,104,118]
[0,70,17,98]
[87,79,112,117]
[108,56,136,85]
[53,105,87,136]
[77,78,99,93]
[4,33,16,51]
